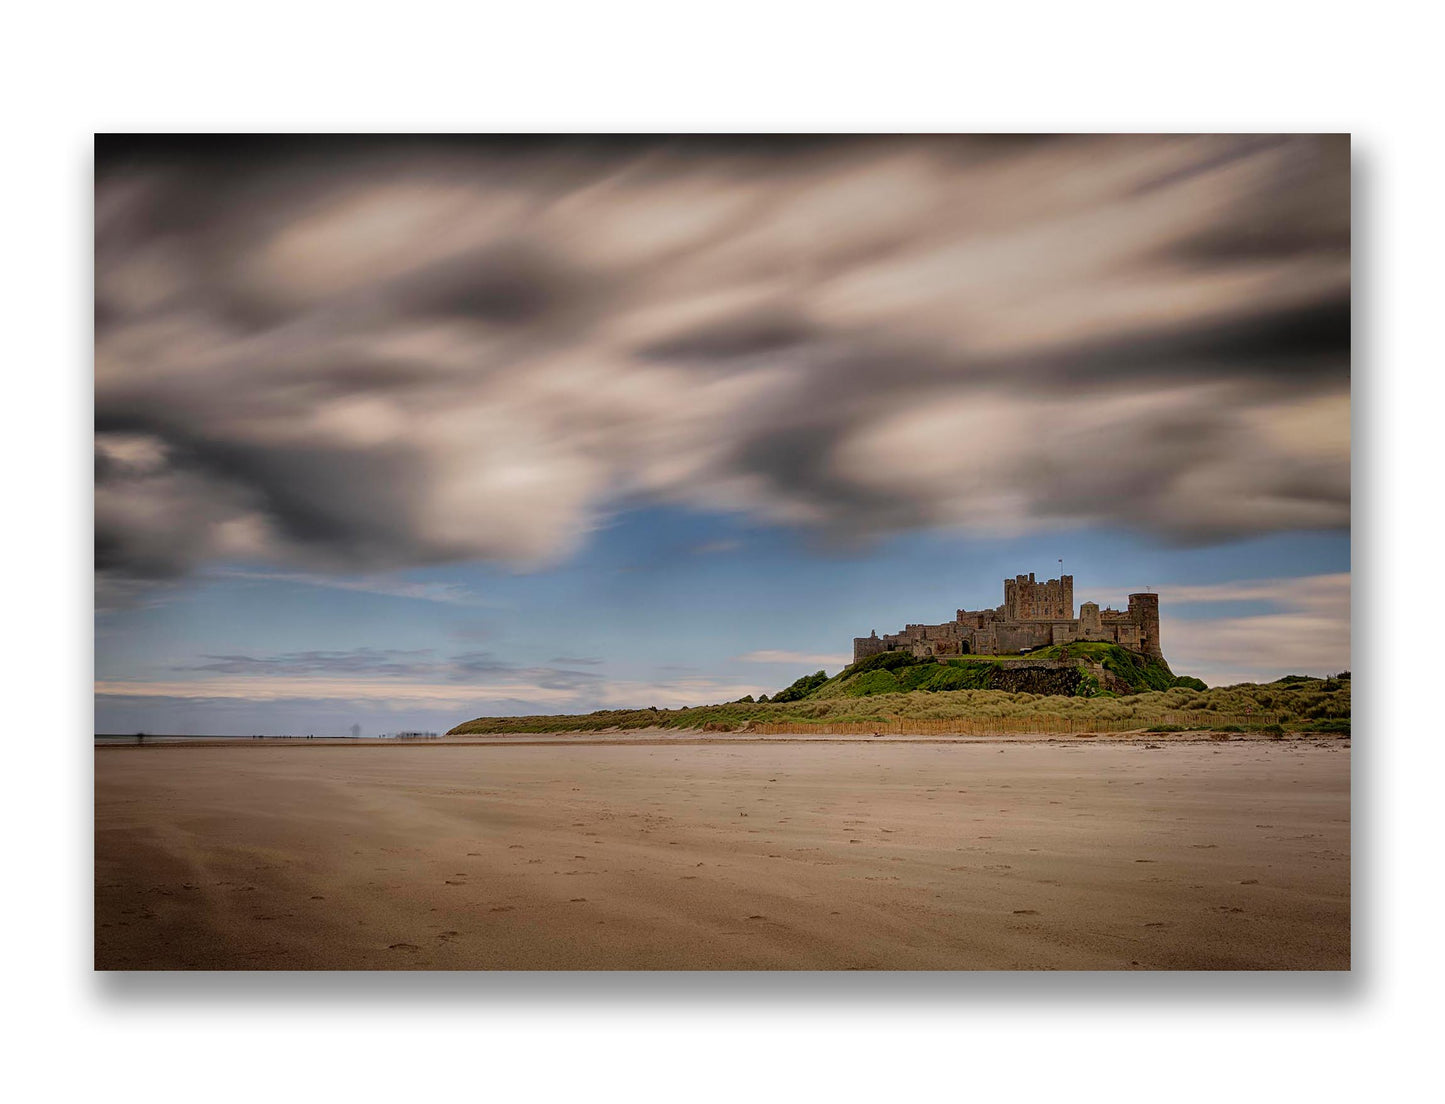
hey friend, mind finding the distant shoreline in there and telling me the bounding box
[95,727,1350,749]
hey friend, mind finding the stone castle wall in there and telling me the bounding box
[853,574,1164,663]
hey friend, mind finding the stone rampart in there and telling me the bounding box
[851,571,1164,664]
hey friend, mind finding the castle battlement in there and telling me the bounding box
[853,573,1162,663]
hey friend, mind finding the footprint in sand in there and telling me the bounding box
[1012,909,1039,915]
[569,898,587,903]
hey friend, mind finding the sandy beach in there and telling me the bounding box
[95,736,1349,970]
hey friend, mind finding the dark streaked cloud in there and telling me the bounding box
[177,647,603,690]
[186,648,436,677]
[208,568,488,605]
[96,134,1349,601]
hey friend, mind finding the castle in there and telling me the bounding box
[853,573,1162,663]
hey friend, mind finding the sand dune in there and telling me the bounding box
[95,738,1349,969]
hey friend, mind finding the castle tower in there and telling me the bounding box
[1003,573,1074,620]
[1128,592,1162,659]
[853,629,885,663]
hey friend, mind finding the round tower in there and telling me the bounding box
[1127,592,1162,659]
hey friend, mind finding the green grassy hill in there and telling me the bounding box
[789,642,1202,700]
[446,656,1350,736]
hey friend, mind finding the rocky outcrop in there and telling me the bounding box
[988,666,1084,696]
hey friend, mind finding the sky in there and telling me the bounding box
[94,134,1350,735]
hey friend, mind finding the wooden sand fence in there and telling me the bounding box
[745,712,1279,737]
[1160,710,1279,727]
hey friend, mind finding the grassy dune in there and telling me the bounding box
[448,672,1351,736]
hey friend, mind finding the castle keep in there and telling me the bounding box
[853,573,1162,663]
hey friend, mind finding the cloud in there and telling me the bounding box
[1161,573,1350,686]
[97,659,769,723]
[205,568,489,606]
[96,135,1349,597]
[158,647,604,696]
[96,679,574,708]
[184,647,436,677]
[735,649,850,668]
